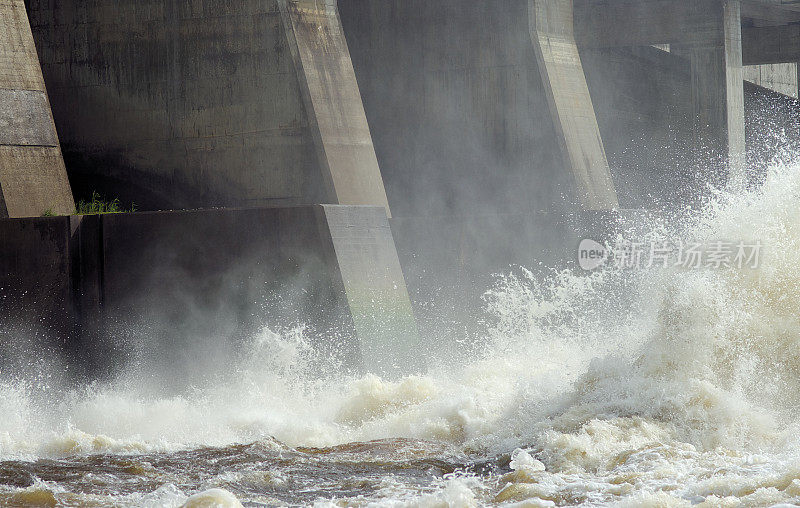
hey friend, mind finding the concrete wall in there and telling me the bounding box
[0,206,417,378]
[0,216,74,340]
[24,0,702,217]
[338,1,713,214]
[26,0,389,213]
[0,0,73,218]
[25,0,780,218]
[744,63,798,98]
[337,1,761,216]
[390,208,660,355]
[745,80,800,175]
[582,46,700,208]
[339,0,574,218]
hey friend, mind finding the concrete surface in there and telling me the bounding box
[22,0,797,217]
[27,0,389,214]
[744,63,798,98]
[743,24,800,65]
[575,0,746,185]
[338,0,730,214]
[0,205,416,377]
[0,0,73,218]
[0,216,74,340]
[339,0,577,218]
[529,0,619,209]
[279,0,391,215]
[322,205,418,374]
[675,1,746,186]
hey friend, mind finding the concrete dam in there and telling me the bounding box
[2,0,800,374]
[3,1,800,506]
[3,0,800,375]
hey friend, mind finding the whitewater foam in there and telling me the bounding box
[2,161,800,505]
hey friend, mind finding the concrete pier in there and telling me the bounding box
[675,1,746,186]
[279,0,391,215]
[529,0,619,209]
[27,0,389,213]
[322,206,418,373]
[0,0,72,217]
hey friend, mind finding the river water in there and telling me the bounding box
[2,162,800,507]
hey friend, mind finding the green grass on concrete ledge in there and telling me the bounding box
[41,192,137,216]
[74,192,137,215]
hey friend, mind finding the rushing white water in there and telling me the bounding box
[3,161,800,506]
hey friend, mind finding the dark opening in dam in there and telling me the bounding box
[2,0,800,505]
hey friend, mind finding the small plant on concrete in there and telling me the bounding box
[74,192,136,215]
[42,208,55,217]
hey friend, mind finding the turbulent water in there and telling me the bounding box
[4,161,800,507]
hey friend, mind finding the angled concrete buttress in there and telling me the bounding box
[0,0,73,218]
[528,0,619,210]
[279,0,392,216]
[321,205,418,374]
[27,0,390,215]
